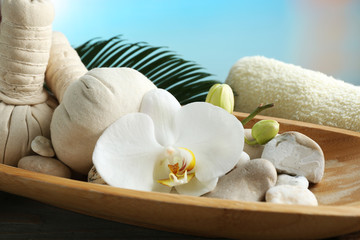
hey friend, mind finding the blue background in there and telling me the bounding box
[52,0,360,85]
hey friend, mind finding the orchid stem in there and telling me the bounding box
[241,103,274,126]
[244,137,258,145]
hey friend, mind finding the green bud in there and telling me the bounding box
[205,83,234,113]
[251,120,280,145]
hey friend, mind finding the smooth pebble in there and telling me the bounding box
[276,174,309,189]
[31,136,55,157]
[204,158,277,202]
[266,185,318,206]
[261,131,325,183]
[18,155,71,178]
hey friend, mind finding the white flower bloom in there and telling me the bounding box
[93,89,244,196]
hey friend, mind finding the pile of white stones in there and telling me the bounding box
[205,130,324,206]
[20,129,323,207]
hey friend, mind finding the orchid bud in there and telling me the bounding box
[205,84,234,113]
[251,120,280,145]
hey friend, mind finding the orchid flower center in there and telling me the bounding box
[157,147,196,187]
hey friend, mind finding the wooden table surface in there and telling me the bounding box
[0,190,359,240]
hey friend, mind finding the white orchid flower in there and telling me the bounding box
[93,89,244,196]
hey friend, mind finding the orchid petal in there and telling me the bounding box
[140,89,181,147]
[174,103,244,182]
[93,113,167,192]
[175,176,218,196]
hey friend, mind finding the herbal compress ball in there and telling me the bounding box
[50,68,157,175]
[0,0,55,166]
[45,32,157,175]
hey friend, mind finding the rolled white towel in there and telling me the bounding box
[225,56,360,132]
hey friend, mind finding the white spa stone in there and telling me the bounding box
[204,158,277,202]
[31,136,55,157]
[276,174,309,188]
[238,151,250,165]
[261,131,325,183]
[18,155,71,178]
[266,185,318,206]
[276,174,309,189]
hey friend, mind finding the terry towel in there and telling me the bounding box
[225,56,360,132]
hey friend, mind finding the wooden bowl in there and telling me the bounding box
[0,112,359,239]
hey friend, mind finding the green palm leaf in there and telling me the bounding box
[75,35,220,105]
